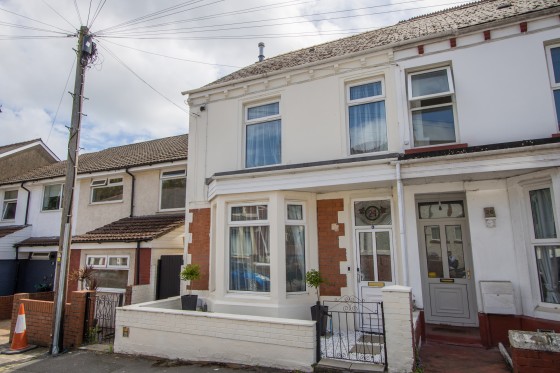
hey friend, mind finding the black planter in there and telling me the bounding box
[311,304,329,336]
[181,294,198,311]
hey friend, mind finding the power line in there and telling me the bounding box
[0,6,74,34]
[96,41,189,115]
[86,0,93,27]
[72,0,83,25]
[42,0,77,32]
[95,0,217,35]
[0,21,72,35]
[47,58,76,144]
[100,38,241,68]
[0,35,70,40]
[89,0,108,29]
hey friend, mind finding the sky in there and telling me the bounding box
[0,0,469,159]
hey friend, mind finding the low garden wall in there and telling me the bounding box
[114,297,316,372]
[509,330,560,373]
[0,294,14,320]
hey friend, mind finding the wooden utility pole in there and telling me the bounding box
[51,25,89,355]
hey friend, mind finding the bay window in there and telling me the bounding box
[42,184,63,211]
[408,67,457,147]
[528,186,560,304]
[160,169,186,210]
[229,204,270,292]
[347,80,387,154]
[245,102,281,168]
[546,45,560,128]
[2,190,18,220]
[286,203,306,292]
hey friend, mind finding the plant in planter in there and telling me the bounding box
[306,269,329,336]
[180,263,201,311]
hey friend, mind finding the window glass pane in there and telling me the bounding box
[162,169,186,177]
[349,101,387,154]
[350,82,382,100]
[87,257,105,267]
[554,89,560,127]
[43,184,62,211]
[359,232,374,281]
[246,119,281,168]
[92,185,123,203]
[425,226,443,278]
[4,190,18,200]
[109,178,123,184]
[412,105,456,147]
[95,269,128,289]
[108,257,128,267]
[287,204,303,220]
[161,178,186,209]
[247,102,279,120]
[530,188,557,239]
[418,201,465,219]
[551,47,560,84]
[376,231,392,282]
[231,205,268,221]
[230,226,270,292]
[446,225,466,279]
[411,69,450,97]
[2,201,16,220]
[535,245,560,304]
[354,200,392,226]
[286,225,306,292]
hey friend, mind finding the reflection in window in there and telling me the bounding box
[425,226,443,278]
[529,188,557,239]
[376,231,392,282]
[446,225,465,279]
[535,246,560,304]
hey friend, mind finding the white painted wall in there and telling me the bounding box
[115,299,316,372]
[394,18,560,149]
[25,180,64,237]
[0,226,32,260]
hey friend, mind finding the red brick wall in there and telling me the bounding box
[189,208,210,291]
[124,285,132,306]
[479,313,560,347]
[317,199,347,297]
[0,295,14,320]
[137,248,151,285]
[67,249,82,298]
[511,347,560,373]
[10,291,92,349]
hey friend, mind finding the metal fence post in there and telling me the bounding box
[315,300,321,363]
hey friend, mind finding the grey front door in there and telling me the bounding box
[418,212,478,326]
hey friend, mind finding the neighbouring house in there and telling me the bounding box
[181,0,559,356]
[0,135,188,304]
[0,139,59,296]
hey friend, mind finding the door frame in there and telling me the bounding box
[415,194,478,327]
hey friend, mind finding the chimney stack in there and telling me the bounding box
[258,42,265,62]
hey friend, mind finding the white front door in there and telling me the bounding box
[417,199,478,326]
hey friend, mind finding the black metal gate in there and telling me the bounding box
[156,255,183,300]
[317,296,387,367]
[84,292,123,343]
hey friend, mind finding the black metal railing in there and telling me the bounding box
[317,296,386,367]
[83,292,123,344]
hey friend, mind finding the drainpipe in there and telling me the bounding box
[135,241,141,285]
[20,182,31,225]
[396,162,409,286]
[125,168,135,217]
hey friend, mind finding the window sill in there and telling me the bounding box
[404,143,468,155]
[158,208,186,213]
[89,200,124,206]
[40,209,62,213]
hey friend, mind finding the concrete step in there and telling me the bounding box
[315,358,385,372]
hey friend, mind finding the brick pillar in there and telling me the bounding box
[509,330,560,372]
[63,290,93,348]
[138,248,151,285]
[189,208,210,291]
[67,249,81,299]
[317,199,346,296]
[382,285,415,373]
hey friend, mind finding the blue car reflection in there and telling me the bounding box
[230,269,270,292]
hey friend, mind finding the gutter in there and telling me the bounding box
[20,182,31,225]
[125,168,135,217]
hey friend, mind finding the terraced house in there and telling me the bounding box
[173,0,560,369]
[0,135,188,303]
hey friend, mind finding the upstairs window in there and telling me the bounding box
[42,184,63,211]
[1,190,17,220]
[245,102,281,168]
[408,67,457,147]
[546,45,560,128]
[160,169,186,210]
[347,80,387,154]
[91,177,123,203]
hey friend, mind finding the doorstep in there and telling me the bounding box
[315,358,385,372]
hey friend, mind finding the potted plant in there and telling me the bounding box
[306,269,328,336]
[180,263,201,311]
